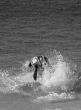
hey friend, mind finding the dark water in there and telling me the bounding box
[0,15,81,110]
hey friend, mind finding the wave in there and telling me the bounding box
[34,92,76,103]
[0,49,80,102]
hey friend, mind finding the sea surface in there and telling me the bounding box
[0,14,81,110]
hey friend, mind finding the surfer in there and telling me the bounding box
[28,56,49,80]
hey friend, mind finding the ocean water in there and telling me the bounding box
[0,15,81,110]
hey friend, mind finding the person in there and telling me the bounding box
[28,56,49,80]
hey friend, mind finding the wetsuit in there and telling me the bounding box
[28,56,49,80]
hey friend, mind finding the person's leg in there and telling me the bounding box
[33,64,38,80]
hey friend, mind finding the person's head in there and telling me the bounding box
[41,56,49,67]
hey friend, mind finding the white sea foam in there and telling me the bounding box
[37,50,78,93]
[34,92,76,102]
[0,49,79,102]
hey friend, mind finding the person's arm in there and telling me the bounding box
[28,62,32,67]
[44,56,49,65]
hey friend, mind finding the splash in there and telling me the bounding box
[37,50,78,92]
[0,49,79,102]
